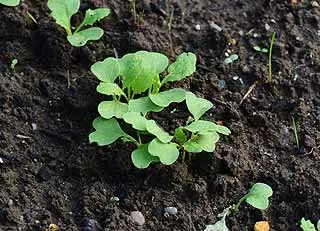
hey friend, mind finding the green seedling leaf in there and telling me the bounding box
[10,58,18,70]
[186,92,213,120]
[136,51,169,74]
[162,52,197,84]
[174,128,187,144]
[91,57,120,83]
[224,54,239,64]
[253,46,268,53]
[146,120,173,143]
[131,144,160,169]
[79,8,110,29]
[67,27,104,47]
[148,138,179,165]
[197,132,219,152]
[183,140,203,153]
[149,88,186,107]
[123,112,148,131]
[317,220,320,231]
[96,83,125,96]
[245,183,273,210]
[0,0,20,6]
[89,117,126,146]
[48,0,80,35]
[204,207,231,231]
[128,96,163,114]
[98,101,128,119]
[184,120,231,135]
[300,218,317,231]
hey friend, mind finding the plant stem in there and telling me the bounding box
[268,32,276,83]
[137,131,142,144]
[232,195,247,213]
[292,116,300,149]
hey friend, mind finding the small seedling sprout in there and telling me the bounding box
[47,0,110,47]
[292,115,300,150]
[224,54,239,64]
[26,11,37,24]
[268,32,276,83]
[0,0,20,6]
[300,218,318,231]
[253,45,268,53]
[10,58,18,70]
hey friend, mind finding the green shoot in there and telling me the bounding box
[0,0,20,6]
[300,218,317,231]
[167,7,174,33]
[224,54,239,64]
[129,0,137,25]
[10,58,18,70]
[292,115,300,149]
[47,0,110,47]
[268,32,276,83]
[89,51,231,168]
[253,45,268,53]
[26,11,37,24]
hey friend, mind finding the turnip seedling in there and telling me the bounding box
[47,0,110,47]
[224,54,238,64]
[300,218,318,231]
[89,51,231,168]
[0,0,20,6]
[10,58,18,70]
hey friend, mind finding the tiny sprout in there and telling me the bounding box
[47,0,110,47]
[0,0,20,6]
[224,54,239,64]
[10,58,18,70]
[253,45,268,53]
[300,218,318,231]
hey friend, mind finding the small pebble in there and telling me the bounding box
[209,22,222,32]
[253,33,259,38]
[8,199,13,206]
[0,157,3,164]
[130,211,145,226]
[265,23,270,31]
[312,1,319,7]
[195,24,201,31]
[233,76,239,81]
[218,80,226,90]
[31,123,37,130]
[163,207,178,215]
[239,30,244,36]
[254,221,270,231]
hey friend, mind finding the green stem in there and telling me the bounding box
[232,195,247,213]
[137,131,142,144]
[66,27,73,36]
[268,32,276,83]
[292,116,300,148]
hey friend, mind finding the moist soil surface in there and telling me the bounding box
[0,0,319,230]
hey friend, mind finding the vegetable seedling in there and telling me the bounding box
[204,183,273,231]
[10,58,18,70]
[267,32,276,83]
[0,0,20,6]
[253,45,268,53]
[47,0,110,47]
[300,218,319,231]
[89,51,231,168]
[224,54,239,64]
[292,115,300,150]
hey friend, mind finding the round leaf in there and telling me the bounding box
[0,0,20,6]
[245,183,273,210]
[149,88,186,107]
[131,144,160,169]
[146,120,173,143]
[96,83,125,96]
[186,92,213,120]
[89,117,126,146]
[91,57,120,83]
[148,139,179,165]
[67,27,104,47]
[136,51,169,74]
[197,132,219,152]
[128,96,163,114]
[183,140,202,153]
[123,112,148,131]
[98,101,128,119]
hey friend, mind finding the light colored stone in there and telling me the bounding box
[130,211,145,226]
[312,1,319,7]
[164,207,178,215]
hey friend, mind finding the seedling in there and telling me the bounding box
[10,58,18,70]
[300,218,319,231]
[224,54,239,64]
[89,51,231,168]
[128,0,137,25]
[267,32,276,83]
[292,115,300,150]
[204,183,273,231]
[47,0,110,47]
[0,0,20,6]
[253,45,268,53]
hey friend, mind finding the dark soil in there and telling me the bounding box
[0,0,319,230]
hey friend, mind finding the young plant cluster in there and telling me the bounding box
[47,0,110,46]
[0,0,19,6]
[89,51,231,168]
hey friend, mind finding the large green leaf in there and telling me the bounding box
[89,117,126,146]
[77,8,110,31]
[161,52,196,84]
[67,27,104,47]
[48,0,79,35]
[91,57,120,83]
[136,51,169,74]
[146,120,173,143]
[183,140,202,153]
[300,218,317,231]
[123,112,148,131]
[131,144,160,169]
[245,183,273,210]
[186,92,213,120]
[149,88,186,107]
[196,132,219,152]
[148,138,179,165]
[0,0,20,6]
[98,101,128,119]
[128,96,163,114]
[96,83,125,96]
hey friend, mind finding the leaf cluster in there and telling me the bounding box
[300,218,320,231]
[0,0,20,6]
[47,0,110,46]
[89,50,231,168]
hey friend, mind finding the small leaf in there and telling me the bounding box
[96,83,125,96]
[89,117,126,146]
[214,124,232,135]
[196,131,219,152]
[148,138,180,165]
[186,92,213,120]
[48,0,79,34]
[261,48,269,53]
[204,207,231,231]
[316,219,319,231]
[91,57,120,83]
[245,183,273,210]
[149,88,186,107]
[128,96,163,114]
[224,54,239,64]
[183,140,203,153]
[136,51,169,74]
[80,8,110,28]
[98,101,128,119]
[131,144,160,169]
[174,128,187,144]
[300,218,317,231]
[0,0,20,6]
[162,52,197,84]
[123,112,148,131]
[67,27,104,47]
[146,120,173,143]
[253,46,262,52]
[184,120,231,135]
